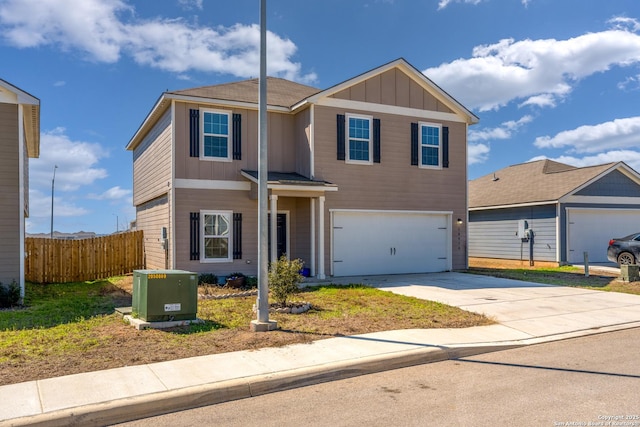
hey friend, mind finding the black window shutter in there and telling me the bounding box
[442,126,449,168]
[189,109,199,157]
[189,212,200,260]
[233,213,242,259]
[232,113,242,160]
[337,114,345,161]
[373,118,381,163]
[411,122,418,166]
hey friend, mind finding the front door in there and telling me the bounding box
[268,213,287,261]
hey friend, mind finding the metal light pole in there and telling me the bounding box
[50,165,58,238]
[251,0,277,332]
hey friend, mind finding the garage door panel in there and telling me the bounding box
[333,211,450,276]
[567,209,640,264]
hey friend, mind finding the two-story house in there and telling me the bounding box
[126,59,478,279]
[0,79,40,298]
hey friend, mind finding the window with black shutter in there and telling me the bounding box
[189,212,200,260]
[337,114,345,160]
[189,109,199,157]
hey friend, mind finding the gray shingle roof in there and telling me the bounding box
[169,77,320,109]
[469,159,616,208]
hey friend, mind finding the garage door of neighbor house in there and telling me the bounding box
[332,210,451,276]
[567,208,640,264]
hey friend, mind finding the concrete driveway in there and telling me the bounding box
[325,271,640,340]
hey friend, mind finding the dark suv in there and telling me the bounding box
[607,232,640,265]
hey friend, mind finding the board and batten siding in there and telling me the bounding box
[313,103,468,271]
[132,108,172,206]
[469,206,557,262]
[136,195,170,270]
[0,103,20,284]
[331,68,455,113]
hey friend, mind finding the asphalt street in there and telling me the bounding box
[115,327,640,427]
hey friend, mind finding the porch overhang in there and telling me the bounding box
[241,170,338,197]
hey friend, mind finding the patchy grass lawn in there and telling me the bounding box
[467,265,640,295]
[0,276,491,386]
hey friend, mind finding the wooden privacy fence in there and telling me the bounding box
[25,230,145,283]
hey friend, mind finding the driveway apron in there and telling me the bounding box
[327,272,640,339]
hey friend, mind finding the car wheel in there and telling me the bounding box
[617,252,635,265]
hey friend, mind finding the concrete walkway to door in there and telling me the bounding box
[320,271,640,340]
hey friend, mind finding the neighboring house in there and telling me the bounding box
[468,159,640,265]
[126,58,478,278]
[0,79,40,297]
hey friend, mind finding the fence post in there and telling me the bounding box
[583,251,589,277]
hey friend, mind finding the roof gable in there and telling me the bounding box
[469,159,620,209]
[301,58,478,124]
[575,169,640,197]
[0,79,40,158]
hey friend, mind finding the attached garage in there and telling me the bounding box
[331,210,452,276]
[566,208,640,264]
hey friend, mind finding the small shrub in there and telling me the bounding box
[245,276,258,288]
[198,273,219,286]
[0,280,21,308]
[226,272,246,279]
[268,256,304,306]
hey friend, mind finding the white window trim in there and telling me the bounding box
[200,210,233,263]
[345,113,373,165]
[418,121,442,170]
[200,108,232,162]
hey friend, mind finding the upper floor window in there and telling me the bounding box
[419,122,441,168]
[201,109,232,161]
[346,114,373,165]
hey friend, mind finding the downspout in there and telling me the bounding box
[17,104,25,301]
[170,99,176,269]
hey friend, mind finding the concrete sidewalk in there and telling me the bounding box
[3,272,640,426]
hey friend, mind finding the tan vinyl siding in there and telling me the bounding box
[174,189,257,276]
[132,109,172,206]
[173,189,311,275]
[294,108,311,178]
[174,102,301,180]
[0,103,20,284]
[136,195,170,270]
[313,105,468,271]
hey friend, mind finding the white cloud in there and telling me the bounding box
[533,117,640,154]
[618,74,640,91]
[30,127,109,191]
[423,26,640,111]
[469,115,533,142]
[0,0,316,82]
[88,186,131,201]
[468,143,490,165]
[53,80,66,87]
[28,189,89,219]
[178,0,203,11]
[438,0,483,10]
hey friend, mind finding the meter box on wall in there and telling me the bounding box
[132,270,198,322]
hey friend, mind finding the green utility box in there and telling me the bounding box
[132,270,198,322]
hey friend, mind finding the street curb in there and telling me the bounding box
[3,343,522,427]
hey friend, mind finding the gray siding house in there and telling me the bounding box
[127,59,479,278]
[469,159,640,265]
[0,79,40,298]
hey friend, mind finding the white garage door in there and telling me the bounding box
[332,211,451,276]
[567,208,640,263]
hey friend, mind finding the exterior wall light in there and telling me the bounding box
[457,218,463,225]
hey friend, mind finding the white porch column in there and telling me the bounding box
[310,198,316,276]
[317,196,326,279]
[270,194,278,262]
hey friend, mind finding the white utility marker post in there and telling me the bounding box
[251,0,277,332]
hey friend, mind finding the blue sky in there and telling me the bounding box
[1,0,640,235]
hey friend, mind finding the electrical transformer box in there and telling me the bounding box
[132,270,198,322]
